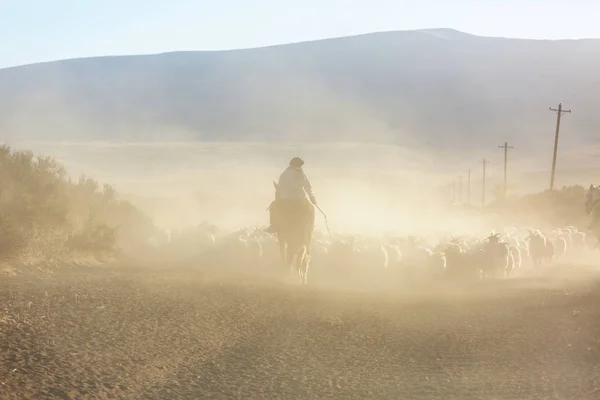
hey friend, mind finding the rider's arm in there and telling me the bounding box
[302,172,317,205]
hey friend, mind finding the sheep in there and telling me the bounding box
[244,238,263,268]
[571,231,587,249]
[384,244,403,268]
[413,246,433,262]
[448,236,471,254]
[560,230,573,252]
[483,233,510,279]
[544,238,556,265]
[136,220,598,289]
[508,244,522,273]
[584,233,597,249]
[526,230,547,268]
[328,237,358,271]
[444,242,482,281]
[357,242,389,269]
[428,252,447,278]
[310,240,329,267]
[397,245,434,282]
[215,236,250,268]
[505,251,516,278]
[552,235,567,258]
[563,226,578,235]
[444,251,461,279]
[519,240,530,259]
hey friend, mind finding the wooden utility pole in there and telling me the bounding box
[498,142,514,199]
[482,158,488,208]
[467,168,471,205]
[452,179,456,203]
[459,175,463,203]
[549,103,572,191]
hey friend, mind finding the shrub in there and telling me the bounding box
[486,185,588,229]
[0,144,157,263]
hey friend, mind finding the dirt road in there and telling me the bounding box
[2,263,600,399]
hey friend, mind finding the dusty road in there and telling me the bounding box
[2,263,600,400]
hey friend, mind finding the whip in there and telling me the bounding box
[315,204,332,243]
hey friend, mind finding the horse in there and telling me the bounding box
[585,184,600,249]
[271,182,315,284]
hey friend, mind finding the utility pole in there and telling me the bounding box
[549,103,572,191]
[459,175,463,203]
[467,168,471,205]
[482,158,488,208]
[498,142,514,199]
[452,179,456,203]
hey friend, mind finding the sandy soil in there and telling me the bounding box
[2,262,600,400]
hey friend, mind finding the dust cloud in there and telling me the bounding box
[5,137,600,400]
[13,139,595,239]
[4,31,600,400]
[13,141,469,233]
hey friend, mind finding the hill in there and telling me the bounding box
[1,29,600,152]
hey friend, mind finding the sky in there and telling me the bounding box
[1,0,600,69]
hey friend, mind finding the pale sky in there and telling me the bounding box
[1,0,599,69]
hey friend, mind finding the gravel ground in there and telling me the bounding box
[1,263,600,400]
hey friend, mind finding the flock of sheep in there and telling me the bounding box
[154,223,593,284]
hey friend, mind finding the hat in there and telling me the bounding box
[289,157,304,167]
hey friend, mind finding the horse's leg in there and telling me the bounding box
[286,236,302,283]
[278,236,287,268]
[296,250,304,283]
[300,247,308,283]
[300,215,314,285]
[292,237,300,278]
[286,243,296,274]
[304,240,314,285]
[301,248,311,285]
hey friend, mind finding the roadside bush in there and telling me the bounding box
[486,185,588,229]
[0,144,156,263]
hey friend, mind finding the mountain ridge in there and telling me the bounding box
[1,28,599,154]
[4,28,600,71]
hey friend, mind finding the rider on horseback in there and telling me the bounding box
[265,157,317,234]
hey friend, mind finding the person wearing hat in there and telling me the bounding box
[265,157,317,234]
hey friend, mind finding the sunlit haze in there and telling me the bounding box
[3,2,600,399]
